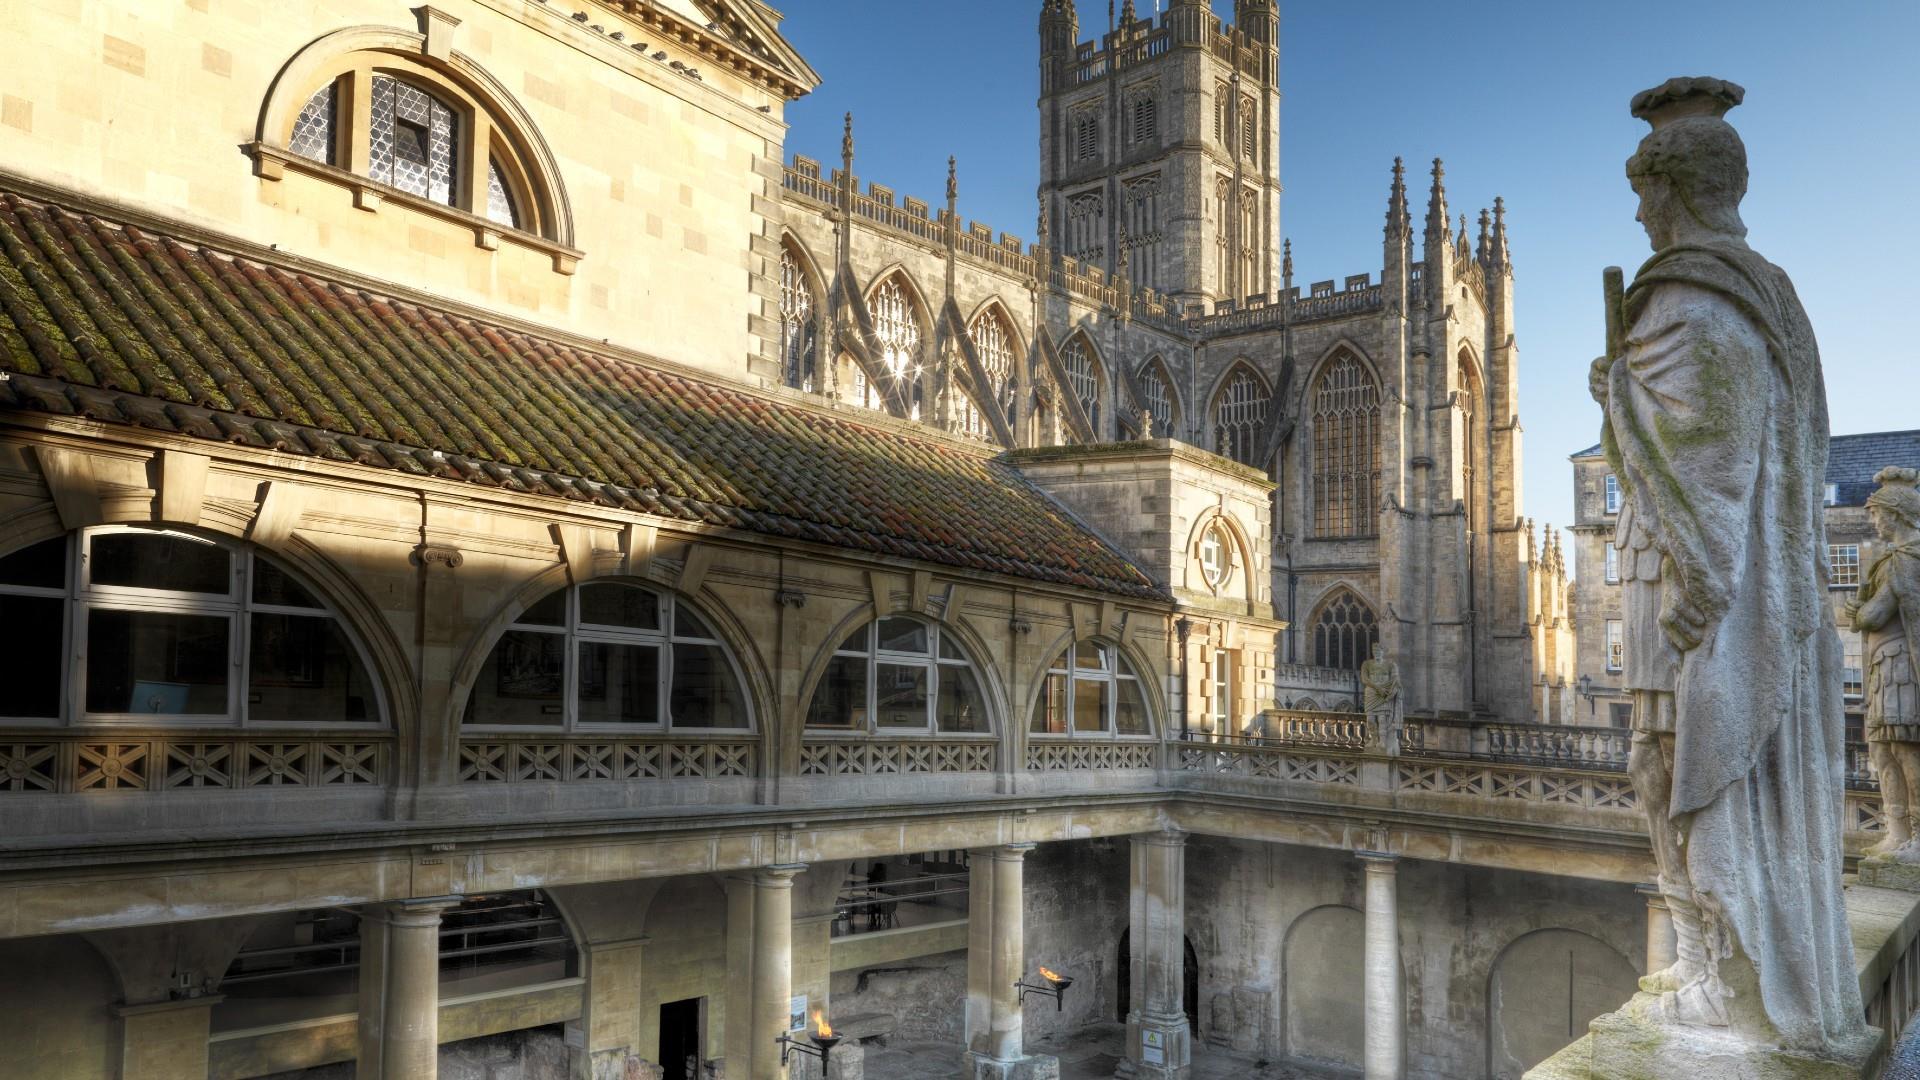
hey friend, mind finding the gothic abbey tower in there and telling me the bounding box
[1038,0,1283,305]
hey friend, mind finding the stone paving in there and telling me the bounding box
[858,1023,1355,1079]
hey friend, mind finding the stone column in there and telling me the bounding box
[738,865,803,1080]
[357,897,459,1080]
[1636,882,1677,975]
[1125,829,1191,1079]
[966,842,1058,1078]
[1359,852,1403,1080]
[117,995,223,1080]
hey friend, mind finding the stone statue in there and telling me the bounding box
[1848,467,1920,860]
[1359,642,1401,752]
[1590,76,1867,1056]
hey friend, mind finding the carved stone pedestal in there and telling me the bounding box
[965,1052,1060,1080]
[1856,855,1920,893]
[1119,1010,1192,1079]
[1526,991,1885,1080]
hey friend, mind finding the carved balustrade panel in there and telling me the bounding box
[1268,710,1373,751]
[457,738,756,783]
[798,739,996,777]
[1176,742,1361,785]
[1025,740,1157,772]
[0,734,388,793]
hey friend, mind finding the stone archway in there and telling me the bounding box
[1283,905,1364,1068]
[1486,928,1638,1079]
[0,936,118,1079]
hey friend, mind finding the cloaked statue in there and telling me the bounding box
[1591,76,1870,1059]
[1852,467,1920,860]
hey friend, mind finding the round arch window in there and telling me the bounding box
[0,528,382,725]
[1199,521,1232,590]
[805,617,990,734]
[1031,641,1152,737]
[464,581,749,730]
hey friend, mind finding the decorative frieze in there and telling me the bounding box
[798,739,995,776]
[0,736,387,793]
[457,739,755,783]
[1025,740,1156,771]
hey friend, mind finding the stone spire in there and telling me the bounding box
[840,111,854,174]
[946,156,958,210]
[1455,213,1471,262]
[1120,0,1136,23]
[1385,156,1409,236]
[1423,158,1450,247]
[1491,196,1511,271]
[1282,237,1293,292]
[1476,207,1492,264]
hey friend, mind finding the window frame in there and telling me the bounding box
[804,617,994,737]
[1030,640,1154,739]
[1603,475,1621,516]
[464,581,754,735]
[0,527,388,730]
[1829,543,1861,589]
[1604,544,1620,585]
[1604,619,1624,674]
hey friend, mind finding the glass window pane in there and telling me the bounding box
[876,618,929,654]
[517,589,567,627]
[1115,677,1151,735]
[486,158,519,228]
[86,608,230,714]
[0,538,66,589]
[1073,675,1109,733]
[0,594,63,717]
[251,558,322,609]
[579,583,660,631]
[836,625,870,654]
[674,605,716,641]
[91,533,231,595]
[288,82,335,165]
[1074,641,1107,671]
[577,640,661,726]
[936,664,989,734]
[806,655,868,728]
[937,631,967,661]
[670,642,747,729]
[874,662,930,728]
[1032,671,1068,734]
[466,629,564,726]
[249,613,376,723]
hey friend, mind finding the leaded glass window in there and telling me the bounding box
[967,309,1018,422]
[1311,589,1378,672]
[1311,354,1381,538]
[1213,367,1269,467]
[1139,359,1175,436]
[289,83,336,165]
[485,158,518,229]
[1059,336,1101,438]
[368,74,457,206]
[780,248,817,392]
[956,392,991,441]
[866,276,922,419]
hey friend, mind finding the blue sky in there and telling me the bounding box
[771,0,1920,544]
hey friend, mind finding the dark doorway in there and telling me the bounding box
[1116,930,1200,1033]
[660,997,703,1080]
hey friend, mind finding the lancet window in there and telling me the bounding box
[1212,367,1270,467]
[1311,353,1382,538]
[1139,359,1176,436]
[1059,336,1102,438]
[1310,589,1379,672]
[968,309,1019,422]
[779,248,817,392]
[862,276,922,418]
[464,582,749,731]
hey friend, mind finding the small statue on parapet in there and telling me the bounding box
[1359,642,1401,753]
[1850,467,1920,863]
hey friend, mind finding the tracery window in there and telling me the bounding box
[806,618,990,734]
[1138,359,1176,435]
[1311,354,1381,538]
[956,391,992,442]
[862,276,923,418]
[1130,93,1158,143]
[0,529,382,726]
[780,248,818,392]
[1310,589,1378,673]
[464,582,749,730]
[1031,641,1152,736]
[1212,367,1270,467]
[968,309,1018,422]
[1059,335,1102,437]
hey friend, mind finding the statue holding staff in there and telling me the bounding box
[1591,76,1865,1052]
[1848,467,1920,859]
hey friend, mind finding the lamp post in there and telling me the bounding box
[1014,967,1074,1012]
[1578,674,1595,718]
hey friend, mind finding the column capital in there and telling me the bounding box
[1636,882,1670,909]
[754,863,807,887]
[1137,826,1188,848]
[1356,850,1399,869]
[368,895,462,926]
[991,842,1037,862]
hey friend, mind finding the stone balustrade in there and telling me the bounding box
[0,732,389,792]
[456,737,755,784]
[799,738,996,777]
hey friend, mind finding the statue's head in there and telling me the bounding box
[1626,77,1749,251]
[1371,642,1385,661]
[1868,467,1920,543]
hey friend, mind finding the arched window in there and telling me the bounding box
[465,581,749,730]
[1198,520,1232,590]
[1311,353,1382,538]
[0,528,382,726]
[1059,335,1102,438]
[968,308,1019,422]
[1212,366,1270,467]
[1031,641,1151,736]
[863,276,923,418]
[1138,358,1178,436]
[779,247,818,392]
[1458,350,1480,534]
[1311,589,1379,672]
[806,617,990,734]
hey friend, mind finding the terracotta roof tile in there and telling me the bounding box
[0,188,1162,600]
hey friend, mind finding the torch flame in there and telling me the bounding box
[1039,966,1064,983]
[813,1011,834,1038]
